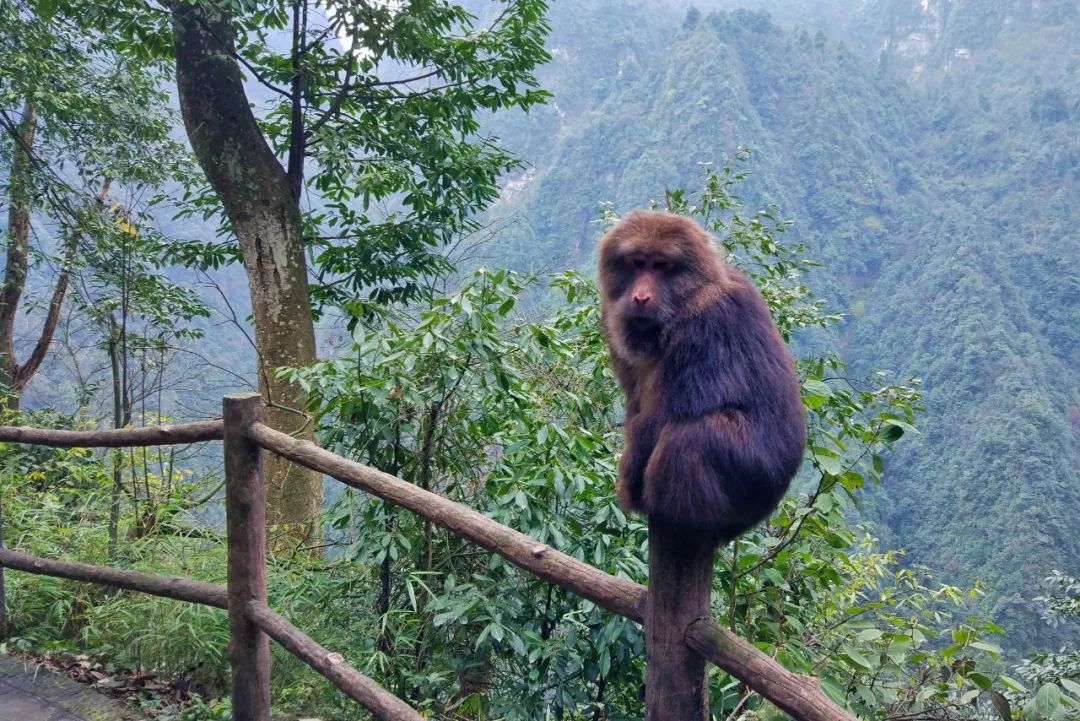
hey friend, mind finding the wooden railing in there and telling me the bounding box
[0,392,856,721]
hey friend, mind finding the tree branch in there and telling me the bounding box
[287,0,307,200]
[14,179,111,392]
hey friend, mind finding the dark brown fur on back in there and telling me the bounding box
[598,211,806,550]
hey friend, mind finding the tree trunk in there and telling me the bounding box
[644,523,713,721]
[0,100,34,630]
[107,319,125,561]
[170,2,322,549]
[0,101,37,407]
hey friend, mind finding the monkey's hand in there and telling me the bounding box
[641,412,743,536]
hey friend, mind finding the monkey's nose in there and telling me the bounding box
[631,293,652,307]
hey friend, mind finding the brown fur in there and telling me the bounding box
[598,211,807,550]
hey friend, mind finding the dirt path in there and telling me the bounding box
[0,655,143,721]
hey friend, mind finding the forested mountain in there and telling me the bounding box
[4,0,1074,655]
[850,0,1080,652]
[480,0,1080,651]
[3,1,1079,717]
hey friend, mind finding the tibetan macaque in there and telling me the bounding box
[598,210,806,550]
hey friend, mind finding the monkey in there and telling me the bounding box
[598,210,806,550]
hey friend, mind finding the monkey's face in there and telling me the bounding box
[611,252,677,358]
[600,245,696,362]
[598,211,726,363]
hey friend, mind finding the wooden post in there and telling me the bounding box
[0,489,7,639]
[224,393,271,721]
[644,523,714,721]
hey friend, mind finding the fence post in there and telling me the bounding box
[644,523,713,720]
[224,392,271,721]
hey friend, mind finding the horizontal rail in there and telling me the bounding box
[248,421,646,623]
[0,548,227,608]
[0,542,851,720]
[0,409,854,721]
[686,619,852,721]
[0,549,425,720]
[250,422,854,721]
[244,601,423,721]
[0,420,224,447]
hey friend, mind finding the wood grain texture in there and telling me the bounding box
[0,420,223,447]
[224,393,270,721]
[644,523,712,720]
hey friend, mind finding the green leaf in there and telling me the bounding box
[960,688,981,704]
[854,683,876,707]
[813,450,845,476]
[989,691,1012,721]
[951,628,973,644]
[999,675,1028,693]
[840,647,873,671]
[802,379,834,397]
[971,640,1002,656]
[1060,678,1080,697]
[762,568,787,587]
[1030,683,1061,721]
[34,0,60,19]
[880,423,904,442]
[820,678,847,706]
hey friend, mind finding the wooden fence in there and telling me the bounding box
[0,392,856,721]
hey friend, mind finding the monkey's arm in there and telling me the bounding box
[616,411,663,512]
[660,294,756,421]
[610,354,643,417]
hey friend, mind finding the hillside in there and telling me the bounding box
[482,1,1080,652]
[850,0,1080,650]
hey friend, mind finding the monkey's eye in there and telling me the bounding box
[652,259,670,272]
[630,258,647,270]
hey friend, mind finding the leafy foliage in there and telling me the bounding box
[25,0,550,314]
[0,408,228,690]
[276,173,1011,719]
[1008,572,1080,721]
[0,1,184,187]
[479,2,1080,654]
